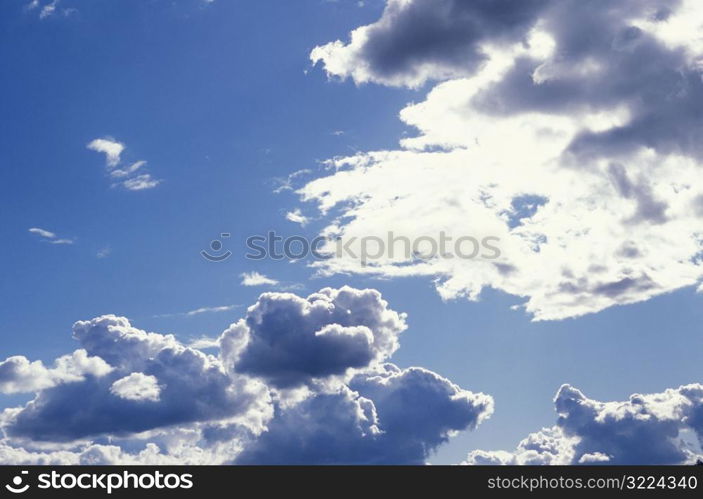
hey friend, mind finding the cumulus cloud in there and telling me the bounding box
[0,350,112,395]
[465,383,703,465]
[301,0,703,320]
[312,0,550,88]
[220,286,407,387]
[240,272,279,287]
[236,364,493,464]
[0,287,489,464]
[5,315,269,441]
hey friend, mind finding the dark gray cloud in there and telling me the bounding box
[311,0,550,87]
[469,0,703,162]
[555,384,689,465]
[6,316,267,442]
[236,363,493,464]
[466,383,703,465]
[315,0,703,162]
[220,287,407,388]
[0,288,492,464]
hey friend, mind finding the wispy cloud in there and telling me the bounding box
[87,138,161,191]
[153,304,240,319]
[28,227,74,245]
[121,174,161,191]
[273,169,312,194]
[39,0,58,19]
[240,272,279,287]
[96,246,112,259]
[285,209,310,226]
[109,160,146,179]
[185,305,239,317]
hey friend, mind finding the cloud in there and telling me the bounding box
[39,0,59,19]
[110,373,161,402]
[87,138,124,168]
[285,209,310,226]
[28,227,74,245]
[5,315,269,441]
[220,286,407,387]
[109,160,146,179]
[236,364,493,464]
[121,174,161,191]
[465,383,703,465]
[0,287,489,464]
[87,139,161,191]
[188,337,220,350]
[153,304,240,319]
[300,0,703,320]
[185,305,239,317]
[0,351,112,395]
[311,0,551,87]
[96,246,111,259]
[240,272,279,287]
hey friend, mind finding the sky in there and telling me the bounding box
[1,0,703,465]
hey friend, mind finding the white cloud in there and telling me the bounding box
[300,0,703,320]
[96,246,111,259]
[285,209,310,226]
[39,0,58,19]
[153,304,239,319]
[109,160,146,179]
[28,227,74,245]
[110,373,161,402]
[87,138,124,168]
[188,337,220,350]
[28,227,55,239]
[87,139,161,191]
[240,272,279,287]
[185,305,238,317]
[121,174,161,191]
[0,350,112,395]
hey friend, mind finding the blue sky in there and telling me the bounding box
[2,0,703,465]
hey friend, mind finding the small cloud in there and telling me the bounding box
[88,138,161,191]
[241,272,279,287]
[28,227,56,239]
[331,130,345,136]
[273,169,312,194]
[96,246,111,259]
[28,227,74,245]
[87,138,124,167]
[110,160,146,179]
[39,0,58,19]
[285,209,310,226]
[185,305,238,317]
[121,174,161,191]
[153,304,240,319]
